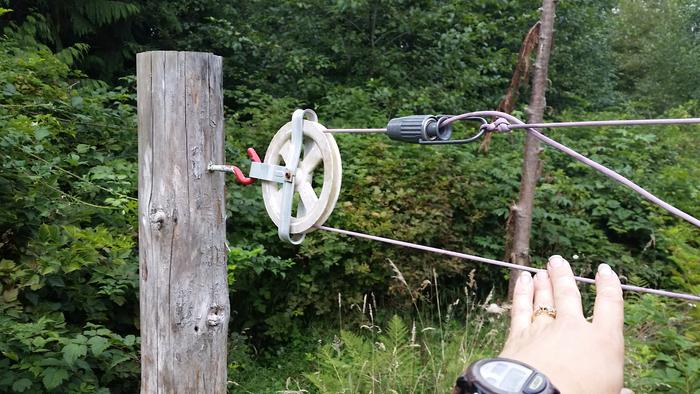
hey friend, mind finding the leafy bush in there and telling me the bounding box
[626,295,700,393]
[0,35,140,392]
[2,2,699,392]
[0,317,138,393]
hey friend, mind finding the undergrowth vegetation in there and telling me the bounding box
[303,266,508,394]
[1,1,699,392]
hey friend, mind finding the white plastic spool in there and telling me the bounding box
[261,110,342,243]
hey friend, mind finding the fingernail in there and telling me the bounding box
[548,255,564,268]
[535,270,549,281]
[519,271,532,283]
[598,263,613,277]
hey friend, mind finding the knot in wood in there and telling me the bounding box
[149,209,166,230]
[207,304,225,326]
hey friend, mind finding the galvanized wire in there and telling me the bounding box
[324,128,387,133]
[313,112,700,302]
[443,111,700,229]
[504,118,700,130]
[316,225,700,302]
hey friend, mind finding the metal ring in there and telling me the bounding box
[532,305,557,321]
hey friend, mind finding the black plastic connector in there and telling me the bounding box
[385,115,452,143]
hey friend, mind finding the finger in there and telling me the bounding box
[509,271,534,337]
[532,270,555,326]
[593,263,624,332]
[620,389,635,394]
[547,255,583,319]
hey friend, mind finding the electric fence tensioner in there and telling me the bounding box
[209,109,475,244]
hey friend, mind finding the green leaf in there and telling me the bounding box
[87,336,109,356]
[2,287,18,302]
[2,351,18,361]
[12,378,32,392]
[0,259,15,270]
[70,96,83,107]
[3,82,16,95]
[687,357,700,372]
[109,354,132,368]
[124,334,136,347]
[42,367,69,390]
[38,358,64,367]
[62,343,87,365]
[34,126,50,141]
[32,337,47,349]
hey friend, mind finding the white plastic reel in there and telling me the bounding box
[261,113,342,242]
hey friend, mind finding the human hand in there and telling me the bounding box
[498,255,625,394]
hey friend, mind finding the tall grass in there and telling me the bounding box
[304,260,510,393]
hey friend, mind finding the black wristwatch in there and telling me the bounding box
[454,358,560,394]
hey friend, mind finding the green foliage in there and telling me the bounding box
[662,225,700,296]
[611,0,700,113]
[1,1,699,392]
[226,330,323,393]
[2,0,139,79]
[306,318,427,393]
[548,0,619,110]
[227,97,700,343]
[304,279,509,394]
[626,296,700,393]
[0,35,139,392]
[0,315,138,393]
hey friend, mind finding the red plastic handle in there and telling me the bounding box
[232,166,255,185]
[231,148,261,185]
[247,147,261,163]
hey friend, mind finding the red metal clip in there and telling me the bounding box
[230,148,261,185]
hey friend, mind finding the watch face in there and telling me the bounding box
[479,360,533,392]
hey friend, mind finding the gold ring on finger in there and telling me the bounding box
[532,305,557,321]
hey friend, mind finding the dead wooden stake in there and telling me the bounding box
[507,0,558,297]
[137,51,229,393]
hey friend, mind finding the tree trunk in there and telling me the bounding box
[480,22,540,154]
[507,0,557,297]
[137,51,229,393]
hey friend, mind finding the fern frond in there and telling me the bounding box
[56,43,90,66]
[386,315,408,350]
[73,1,140,36]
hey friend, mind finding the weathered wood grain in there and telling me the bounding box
[137,51,228,394]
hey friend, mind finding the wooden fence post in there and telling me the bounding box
[137,51,229,393]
